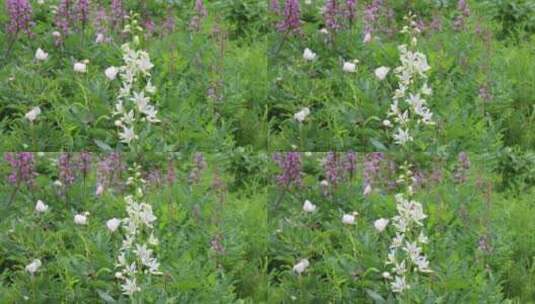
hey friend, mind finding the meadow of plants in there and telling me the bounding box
[1,0,534,303]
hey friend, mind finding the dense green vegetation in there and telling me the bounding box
[0,0,533,303]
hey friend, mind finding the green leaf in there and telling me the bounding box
[97,290,116,303]
[365,289,386,304]
[94,139,113,152]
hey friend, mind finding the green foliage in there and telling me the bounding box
[484,0,535,41]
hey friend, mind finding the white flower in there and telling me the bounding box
[25,107,41,122]
[137,51,154,73]
[105,66,119,80]
[342,61,357,73]
[148,233,159,246]
[25,259,42,274]
[292,259,310,274]
[95,33,105,43]
[393,128,413,145]
[390,233,404,248]
[420,82,432,96]
[375,66,390,80]
[74,62,87,73]
[319,28,329,34]
[119,126,137,143]
[363,32,372,43]
[382,272,392,279]
[95,184,104,196]
[374,218,389,232]
[302,200,317,213]
[145,81,157,94]
[53,180,62,187]
[383,119,392,127]
[342,213,358,225]
[131,91,150,111]
[74,213,89,225]
[417,232,429,244]
[121,278,141,295]
[415,255,432,273]
[294,107,310,122]
[391,275,409,293]
[106,218,121,232]
[303,48,317,61]
[37,0,44,4]
[320,180,329,187]
[35,200,49,213]
[52,31,61,38]
[403,241,422,262]
[35,48,48,61]
[363,184,372,196]
[139,203,157,227]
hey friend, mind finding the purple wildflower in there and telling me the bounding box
[94,6,109,38]
[411,169,426,189]
[346,0,357,24]
[163,11,176,35]
[143,18,155,36]
[453,0,470,31]
[77,0,89,26]
[166,160,176,186]
[362,0,385,42]
[324,152,342,186]
[55,0,74,37]
[78,152,92,178]
[146,168,162,186]
[110,0,125,30]
[58,153,77,187]
[210,233,225,255]
[453,152,470,183]
[430,13,443,32]
[212,170,227,204]
[97,153,124,191]
[415,18,425,33]
[5,0,33,37]
[430,165,443,184]
[189,16,201,32]
[189,152,207,184]
[190,0,208,32]
[362,152,384,193]
[277,0,301,34]
[271,0,281,15]
[478,235,492,254]
[273,152,302,188]
[4,152,36,188]
[478,84,493,102]
[195,0,208,18]
[344,152,357,178]
[324,0,340,31]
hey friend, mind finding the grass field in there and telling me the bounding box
[1,0,534,303]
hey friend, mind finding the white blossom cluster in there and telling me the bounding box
[382,14,434,295]
[115,165,161,296]
[112,16,159,145]
[387,14,435,146]
[384,164,432,294]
